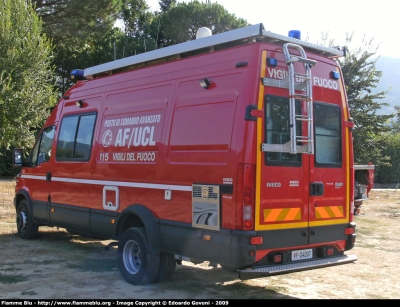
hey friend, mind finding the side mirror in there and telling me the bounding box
[13,148,24,167]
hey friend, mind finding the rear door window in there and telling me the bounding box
[314,103,342,166]
[264,95,301,166]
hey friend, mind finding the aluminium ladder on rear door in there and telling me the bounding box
[283,43,317,155]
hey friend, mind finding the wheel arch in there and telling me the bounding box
[116,204,161,252]
[15,190,39,239]
[15,189,32,212]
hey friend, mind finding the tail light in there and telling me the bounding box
[236,164,256,230]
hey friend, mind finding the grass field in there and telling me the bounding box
[1,179,400,299]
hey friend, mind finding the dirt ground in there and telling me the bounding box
[1,179,400,299]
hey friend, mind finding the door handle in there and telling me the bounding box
[310,182,324,196]
[46,172,52,182]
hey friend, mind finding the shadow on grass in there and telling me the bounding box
[0,231,298,299]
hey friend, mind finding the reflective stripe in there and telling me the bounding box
[315,206,344,219]
[255,50,267,231]
[263,208,301,222]
[20,174,192,191]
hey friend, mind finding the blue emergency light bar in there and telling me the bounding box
[70,69,86,80]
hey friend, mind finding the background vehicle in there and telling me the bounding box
[354,163,375,215]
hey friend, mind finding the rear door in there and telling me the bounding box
[308,90,351,244]
[256,93,310,247]
[255,49,350,247]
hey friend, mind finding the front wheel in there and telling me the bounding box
[16,199,39,239]
[117,227,159,285]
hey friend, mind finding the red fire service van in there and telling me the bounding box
[13,24,358,285]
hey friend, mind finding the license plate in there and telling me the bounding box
[291,249,313,261]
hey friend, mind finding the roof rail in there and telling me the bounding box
[259,29,344,58]
[84,23,344,78]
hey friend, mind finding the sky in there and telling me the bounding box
[145,0,400,59]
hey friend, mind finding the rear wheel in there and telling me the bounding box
[153,252,176,283]
[16,199,38,239]
[117,227,159,285]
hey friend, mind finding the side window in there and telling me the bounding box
[264,95,301,165]
[31,126,55,167]
[314,103,342,166]
[56,113,96,161]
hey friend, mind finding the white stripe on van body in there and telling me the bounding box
[20,174,192,191]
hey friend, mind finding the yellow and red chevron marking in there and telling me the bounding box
[263,208,301,222]
[315,206,344,219]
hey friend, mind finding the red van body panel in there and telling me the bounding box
[14,24,356,282]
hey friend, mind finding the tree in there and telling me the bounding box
[53,0,155,96]
[151,0,249,48]
[375,106,400,183]
[339,34,394,165]
[119,0,155,50]
[159,0,176,12]
[32,0,123,45]
[375,132,400,183]
[54,27,137,95]
[392,105,400,133]
[0,0,57,149]
[32,0,126,97]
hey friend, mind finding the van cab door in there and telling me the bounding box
[22,125,56,223]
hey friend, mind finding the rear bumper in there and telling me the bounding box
[160,220,356,269]
[239,254,357,280]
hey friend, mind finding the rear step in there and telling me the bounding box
[239,254,357,280]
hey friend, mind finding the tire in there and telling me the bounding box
[117,227,160,285]
[153,252,176,283]
[16,199,39,239]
